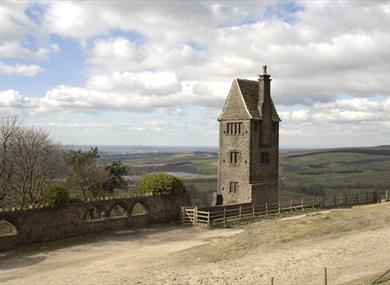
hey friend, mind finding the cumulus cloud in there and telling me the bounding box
[0,62,42,76]
[2,1,390,146]
[86,71,181,95]
[0,89,38,108]
[280,97,390,124]
[0,79,226,113]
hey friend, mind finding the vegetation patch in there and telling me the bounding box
[139,172,186,195]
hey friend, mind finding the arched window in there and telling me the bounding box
[0,220,18,236]
[109,204,128,218]
[84,208,102,221]
[131,202,148,216]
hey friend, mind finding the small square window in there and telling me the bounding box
[261,152,270,163]
[229,182,239,193]
[226,122,242,135]
[229,151,240,164]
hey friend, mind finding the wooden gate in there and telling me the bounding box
[180,207,210,225]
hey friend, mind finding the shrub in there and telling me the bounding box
[42,184,70,207]
[139,172,186,195]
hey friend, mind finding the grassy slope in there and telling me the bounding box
[280,152,390,199]
[174,202,390,285]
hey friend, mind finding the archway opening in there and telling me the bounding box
[84,208,102,221]
[131,202,148,216]
[0,220,17,237]
[110,204,128,218]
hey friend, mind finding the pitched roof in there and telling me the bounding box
[236,78,281,121]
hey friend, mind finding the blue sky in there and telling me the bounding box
[1,1,390,148]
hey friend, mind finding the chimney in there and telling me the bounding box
[258,65,271,110]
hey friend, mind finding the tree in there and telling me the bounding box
[139,172,186,195]
[103,161,128,193]
[42,184,70,207]
[0,116,19,204]
[0,116,65,207]
[64,147,110,199]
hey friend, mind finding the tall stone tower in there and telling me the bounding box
[217,66,280,205]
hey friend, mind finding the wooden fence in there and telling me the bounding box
[181,191,387,227]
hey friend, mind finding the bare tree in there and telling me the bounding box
[0,116,19,204]
[0,116,65,207]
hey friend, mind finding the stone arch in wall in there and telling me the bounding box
[108,203,128,218]
[0,219,18,237]
[84,207,103,221]
[131,201,149,216]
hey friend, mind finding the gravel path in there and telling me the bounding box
[1,203,389,285]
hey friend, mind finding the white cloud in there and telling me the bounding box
[0,62,42,76]
[0,2,34,41]
[0,89,38,108]
[86,71,181,95]
[3,1,390,146]
[43,1,270,43]
[0,41,59,60]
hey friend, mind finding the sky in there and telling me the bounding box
[1,1,390,148]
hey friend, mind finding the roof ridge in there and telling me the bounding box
[236,78,257,82]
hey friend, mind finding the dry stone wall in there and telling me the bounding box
[0,193,190,251]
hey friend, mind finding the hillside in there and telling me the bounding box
[1,202,390,284]
[285,145,390,158]
[107,146,390,207]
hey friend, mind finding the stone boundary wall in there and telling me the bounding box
[0,193,190,251]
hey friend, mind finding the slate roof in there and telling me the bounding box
[236,78,281,121]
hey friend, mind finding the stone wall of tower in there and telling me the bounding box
[217,81,253,205]
[249,72,279,205]
[218,120,251,204]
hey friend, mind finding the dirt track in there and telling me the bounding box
[1,203,390,285]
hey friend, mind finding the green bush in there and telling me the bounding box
[139,172,186,195]
[42,184,70,207]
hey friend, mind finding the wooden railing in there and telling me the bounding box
[180,191,387,227]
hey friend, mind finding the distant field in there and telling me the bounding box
[100,146,390,208]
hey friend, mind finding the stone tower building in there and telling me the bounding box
[217,66,280,205]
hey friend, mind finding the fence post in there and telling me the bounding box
[239,206,242,219]
[278,201,281,215]
[339,193,342,205]
[194,206,198,225]
[265,202,268,216]
[312,198,315,209]
[373,191,377,203]
[386,190,389,201]
[207,211,210,226]
[366,192,368,203]
[324,267,328,285]
[252,204,255,217]
[290,200,293,213]
[223,208,226,225]
[301,198,304,211]
[181,207,185,224]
